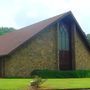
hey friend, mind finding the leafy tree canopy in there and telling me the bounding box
[87,34,90,44]
[0,27,15,35]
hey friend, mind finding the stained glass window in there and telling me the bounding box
[58,24,69,51]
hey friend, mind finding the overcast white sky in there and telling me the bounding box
[0,0,90,34]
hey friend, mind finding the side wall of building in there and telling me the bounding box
[4,25,58,77]
[75,29,90,70]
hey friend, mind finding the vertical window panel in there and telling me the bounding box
[59,24,69,51]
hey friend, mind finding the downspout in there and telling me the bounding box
[57,22,60,70]
[2,59,4,77]
[0,57,4,77]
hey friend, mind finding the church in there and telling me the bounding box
[0,11,90,77]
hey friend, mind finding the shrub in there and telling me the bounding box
[31,69,90,78]
[30,76,46,87]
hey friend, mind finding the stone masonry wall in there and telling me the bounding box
[4,25,58,77]
[75,30,90,70]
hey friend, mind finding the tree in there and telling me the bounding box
[87,34,90,44]
[0,27,15,35]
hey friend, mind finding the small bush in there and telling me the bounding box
[30,76,46,87]
[31,69,90,78]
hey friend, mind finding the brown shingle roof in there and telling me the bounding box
[0,12,67,56]
[0,11,89,56]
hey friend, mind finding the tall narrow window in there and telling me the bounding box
[59,24,69,51]
[58,23,72,70]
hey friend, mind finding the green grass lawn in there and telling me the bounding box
[42,78,90,89]
[0,78,90,90]
[0,79,30,90]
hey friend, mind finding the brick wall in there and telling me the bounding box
[75,30,90,70]
[4,25,58,77]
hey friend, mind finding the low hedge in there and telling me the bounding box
[31,69,90,78]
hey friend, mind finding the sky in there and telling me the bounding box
[0,0,90,34]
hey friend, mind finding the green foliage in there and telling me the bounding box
[31,69,90,78]
[87,34,90,44]
[0,27,15,35]
[30,76,46,87]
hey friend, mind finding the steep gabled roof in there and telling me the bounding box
[0,11,89,56]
